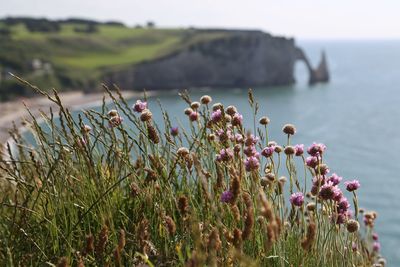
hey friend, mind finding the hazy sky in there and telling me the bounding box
[1,0,400,40]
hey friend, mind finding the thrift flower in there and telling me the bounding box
[261,146,275,158]
[244,156,260,172]
[294,144,304,156]
[328,173,342,186]
[307,142,327,156]
[170,127,179,136]
[132,100,147,113]
[344,180,361,192]
[232,113,243,126]
[221,190,233,203]
[289,192,304,206]
[211,109,222,123]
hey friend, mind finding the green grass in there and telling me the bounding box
[0,22,232,98]
[0,82,385,266]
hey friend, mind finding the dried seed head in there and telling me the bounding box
[207,134,216,142]
[190,101,201,109]
[118,229,126,250]
[230,205,241,222]
[266,173,275,182]
[82,124,92,133]
[306,202,316,212]
[84,234,95,255]
[242,193,254,240]
[140,109,153,122]
[346,219,360,233]
[178,196,189,216]
[282,124,296,135]
[212,103,223,111]
[147,123,160,144]
[95,225,109,258]
[184,107,194,115]
[56,257,69,267]
[260,177,269,187]
[274,145,283,153]
[226,105,238,116]
[284,146,295,155]
[200,95,212,105]
[268,141,277,147]
[278,176,287,184]
[164,216,176,236]
[301,222,316,251]
[177,147,190,157]
[259,116,271,125]
[108,109,118,117]
[224,114,232,122]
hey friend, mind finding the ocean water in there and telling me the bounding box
[119,40,400,264]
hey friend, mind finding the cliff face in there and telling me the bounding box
[105,30,327,90]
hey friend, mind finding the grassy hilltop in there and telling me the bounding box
[0,18,228,100]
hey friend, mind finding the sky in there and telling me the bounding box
[1,0,400,40]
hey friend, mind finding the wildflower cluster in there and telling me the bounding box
[0,84,385,266]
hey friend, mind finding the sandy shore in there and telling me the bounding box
[0,90,138,147]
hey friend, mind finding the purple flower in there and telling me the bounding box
[189,111,199,122]
[244,145,258,157]
[235,133,244,143]
[290,192,304,207]
[319,182,336,200]
[372,233,379,241]
[332,188,343,202]
[294,144,304,156]
[337,197,350,213]
[244,134,259,146]
[328,173,342,186]
[307,142,327,157]
[211,109,222,123]
[261,146,275,158]
[170,127,179,136]
[306,156,319,168]
[221,190,233,203]
[344,180,360,192]
[232,113,243,126]
[373,241,381,252]
[132,100,147,113]
[216,148,234,162]
[244,156,260,172]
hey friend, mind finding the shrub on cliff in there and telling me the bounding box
[0,80,385,266]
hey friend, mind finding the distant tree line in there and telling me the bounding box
[0,17,126,33]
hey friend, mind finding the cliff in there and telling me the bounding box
[105,30,328,90]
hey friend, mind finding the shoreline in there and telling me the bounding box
[0,90,145,153]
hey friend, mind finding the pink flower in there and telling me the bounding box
[189,111,199,122]
[294,144,304,156]
[337,197,350,213]
[328,173,342,186]
[319,181,336,200]
[307,142,327,156]
[235,133,244,143]
[373,242,380,252]
[244,156,260,172]
[132,100,147,113]
[344,180,360,192]
[232,113,243,126]
[211,109,222,123]
[290,192,304,206]
[372,233,379,241]
[244,145,258,157]
[306,156,319,168]
[261,146,275,158]
[170,127,179,136]
[245,134,259,146]
[216,148,234,162]
[221,190,233,203]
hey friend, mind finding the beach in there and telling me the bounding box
[0,90,137,146]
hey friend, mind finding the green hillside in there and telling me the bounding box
[0,18,228,100]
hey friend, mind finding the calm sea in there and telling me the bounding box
[32,40,400,264]
[121,40,400,264]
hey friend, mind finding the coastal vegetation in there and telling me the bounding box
[0,17,228,100]
[0,79,385,266]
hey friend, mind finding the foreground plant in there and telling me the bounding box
[0,80,385,266]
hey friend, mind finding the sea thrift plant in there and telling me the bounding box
[0,80,385,266]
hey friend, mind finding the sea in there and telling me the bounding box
[125,40,400,264]
[32,40,400,264]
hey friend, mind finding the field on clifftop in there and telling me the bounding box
[0,19,228,99]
